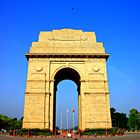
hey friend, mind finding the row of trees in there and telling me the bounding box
[110,108,140,131]
[0,108,140,131]
[0,114,22,130]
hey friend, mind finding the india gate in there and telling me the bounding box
[23,29,112,131]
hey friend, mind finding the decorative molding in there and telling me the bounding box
[27,80,45,82]
[84,92,109,94]
[36,66,43,72]
[92,66,100,72]
[48,29,87,41]
[25,53,109,60]
[25,92,51,95]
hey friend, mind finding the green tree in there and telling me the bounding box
[0,114,23,130]
[128,109,140,131]
[110,108,128,129]
[115,112,128,129]
[0,114,12,130]
[110,108,116,127]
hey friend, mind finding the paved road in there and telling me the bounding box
[0,133,140,140]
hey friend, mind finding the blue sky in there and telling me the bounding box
[0,0,140,128]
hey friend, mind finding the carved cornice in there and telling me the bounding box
[25,53,109,60]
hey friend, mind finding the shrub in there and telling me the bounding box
[81,128,118,136]
[17,129,53,136]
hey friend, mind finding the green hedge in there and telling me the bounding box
[80,128,122,136]
[14,129,53,136]
[31,129,53,136]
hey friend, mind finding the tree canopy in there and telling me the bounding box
[110,108,140,131]
[128,108,140,131]
[110,107,128,129]
[0,114,22,130]
[1,108,140,131]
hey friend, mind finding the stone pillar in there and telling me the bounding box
[105,93,112,128]
[49,80,54,131]
[80,80,86,131]
[78,92,81,130]
[23,71,46,129]
[44,92,50,129]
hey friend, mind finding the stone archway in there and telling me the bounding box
[23,29,112,132]
[53,67,80,131]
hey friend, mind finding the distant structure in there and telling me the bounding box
[23,29,112,132]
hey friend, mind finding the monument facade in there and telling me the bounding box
[23,29,112,131]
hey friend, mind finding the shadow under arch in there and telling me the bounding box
[53,67,81,131]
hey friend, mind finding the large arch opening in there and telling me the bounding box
[53,68,80,132]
